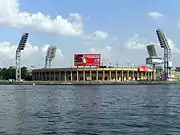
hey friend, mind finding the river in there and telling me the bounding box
[0,85,180,135]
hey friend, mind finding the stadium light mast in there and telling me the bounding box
[45,46,51,68]
[45,45,57,68]
[16,33,29,81]
[156,29,172,81]
[146,44,163,80]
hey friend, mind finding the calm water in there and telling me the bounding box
[0,85,180,135]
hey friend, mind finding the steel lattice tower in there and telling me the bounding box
[16,33,29,81]
[156,29,172,81]
[146,44,163,80]
[44,45,57,68]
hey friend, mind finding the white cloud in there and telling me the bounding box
[124,34,147,50]
[90,31,108,40]
[148,12,164,20]
[0,41,64,68]
[0,0,116,40]
[86,31,118,41]
[125,34,180,57]
[88,37,180,67]
[166,38,180,53]
[89,46,113,65]
[0,0,83,36]
[177,21,180,28]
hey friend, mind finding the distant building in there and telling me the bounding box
[27,69,32,76]
[175,67,180,72]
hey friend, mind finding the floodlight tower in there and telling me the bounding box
[146,44,163,80]
[156,29,172,81]
[16,33,29,81]
[44,45,57,68]
[48,46,57,68]
[45,46,52,68]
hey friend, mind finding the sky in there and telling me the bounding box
[0,0,180,68]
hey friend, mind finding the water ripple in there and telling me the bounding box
[0,85,180,134]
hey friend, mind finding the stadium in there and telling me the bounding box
[32,51,154,82]
[32,67,154,82]
[16,29,180,82]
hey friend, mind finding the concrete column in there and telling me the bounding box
[34,72,36,80]
[35,72,37,80]
[121,71,124,81]
[32,73,34,80]
[77,71,79,81]
[38,72,40,80]
[109,70,111,81]
[139,72,141,80]
[65,71,67,81]
[127,71,129,81]
[143,72,145,80]
[132,71,134,80]
[115,71,117,81]
[90,71,92,81]
[103,71,105,81]
[42,72,44,81]
[36,73,38,80]
[83,71,85,81]
[42,72,45,81]
[151,72,153,80]
[38,72,40,81]
[45,72,47,81]
[153,64,156,80]
[39,72,40,80]
[137,72,139,80]
[58,72,61,81]
[96,71,98,81]
[54,72,56,81]
[71,71,73,81]
[40,73,42,81]
[44,72,46,81]
[149,72,150,80]
[35,73,37,80]
[49,72,51,80]
[153,71,156,80]
[140,72,142,80]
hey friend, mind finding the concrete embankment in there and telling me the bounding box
[1,80,180,85]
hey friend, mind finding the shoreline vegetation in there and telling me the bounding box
[1,80,180,85]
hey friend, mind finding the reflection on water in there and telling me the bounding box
[0,85,180,135]
[67,85,102,134]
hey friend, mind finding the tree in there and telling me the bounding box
[21,66,28,80]
[0,66,32,81]
[1,68,7,80]
[6,67,16,80]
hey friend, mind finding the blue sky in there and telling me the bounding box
[0,0,180,68]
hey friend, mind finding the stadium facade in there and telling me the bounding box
[32,67,154,81]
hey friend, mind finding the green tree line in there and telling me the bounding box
[0,66,32,80]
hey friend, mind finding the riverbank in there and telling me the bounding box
[1,80,180,85]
